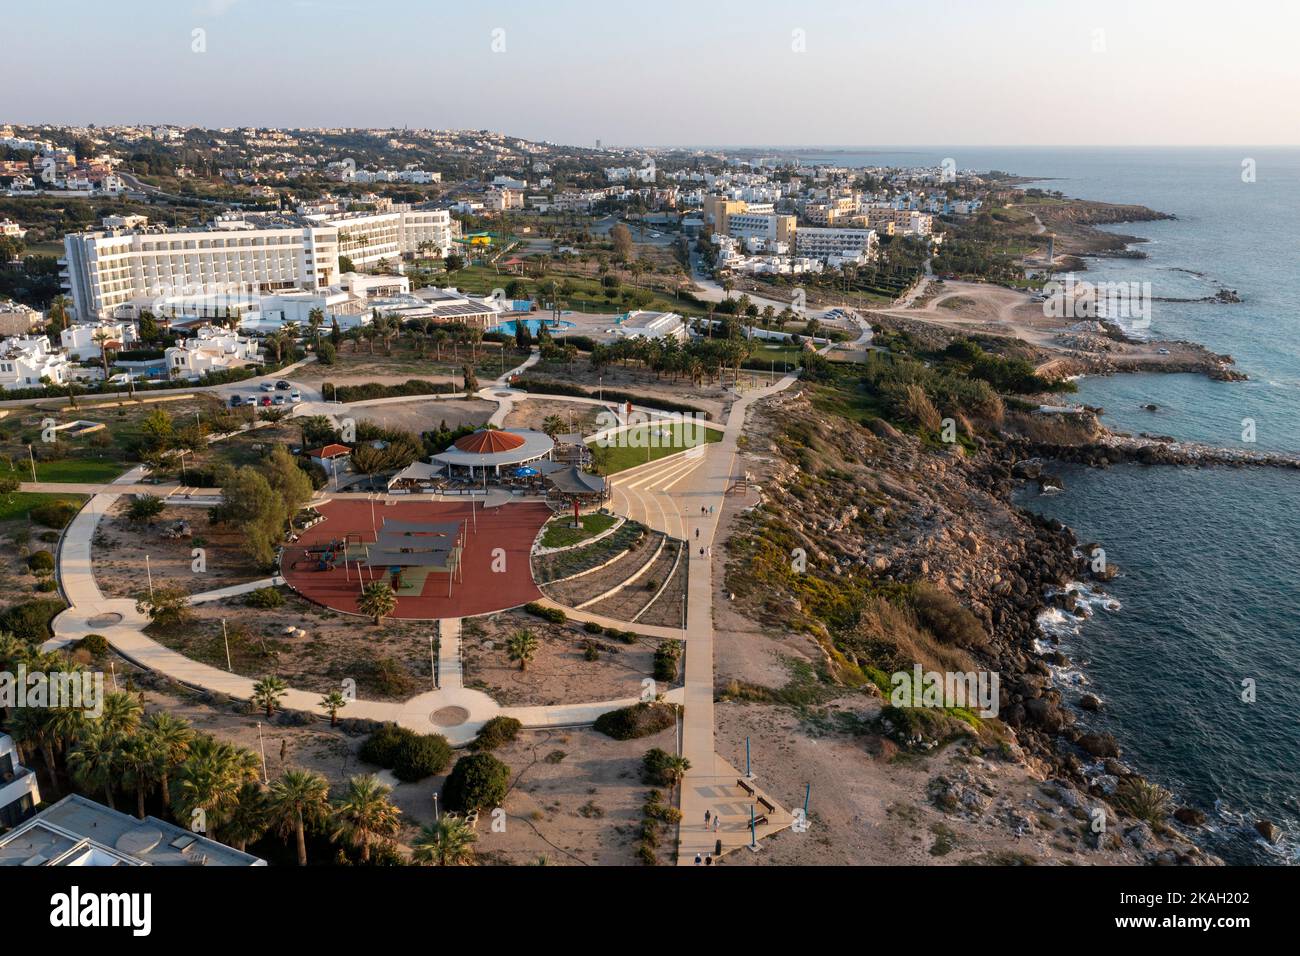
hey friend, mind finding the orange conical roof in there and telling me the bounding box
[454,429,527,454]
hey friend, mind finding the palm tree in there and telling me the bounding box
[506,629,538,672]
[330,775,401,864]
[411,816,477,866]
[67,724,122,810]
[173,736,258,839]
[268,769,332,866]
[662,755,691,792]
[117,733,162,819]
[307,307,325,348]
[251,676,288,718]
[224,782,270,853]
[358,581,397,626]
[142,711,193,809]
[320,690,348,727]
[99,691,143,739]
[541,415,565,438]
[93,327,115,380]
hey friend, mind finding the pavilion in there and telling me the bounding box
[430,428,555,480]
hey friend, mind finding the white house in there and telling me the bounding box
[0,335,72,390]
[165,326,261,379]
[611,310,688,342]
[60,321,139,360]
[0,733,40,829]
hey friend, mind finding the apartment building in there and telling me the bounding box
[164,326,261,379]
[726,212,797,249]
[0,733,40,829]
[794,227,879,263]
[484,187,524,212]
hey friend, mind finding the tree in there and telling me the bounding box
[358,581,397,626]
[173,736,259,839]
[126,494,165,524]
[442,752,510,813]
[320,690,348,727]
[610,223,633,261]
[142,711,193,808]
[411,817,477,866]
[331,774,401,864]
[661,754,690,792]
[251,676,288,718]
[444,252,465,274]
[462,364,479,393]
[506,629,538,671]
[118,733,161,819]
[136,586,192,628]
[68,724,121,810]
[224,782,271,852]
[307,307,325,348]
[268,769,331,866]
[541,415,565,438]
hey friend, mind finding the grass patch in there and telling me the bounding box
[0,492,86,524]
[540,511,617,549]
[0,458,124,483]
[588,422,722,475]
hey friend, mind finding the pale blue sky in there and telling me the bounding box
[5,0,1297,146]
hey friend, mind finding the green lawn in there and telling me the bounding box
[0,458,126,483]
[589,422,723,474]
[540,511,618,549]
[0,491,87,523]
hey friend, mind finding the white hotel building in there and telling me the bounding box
[63,207,453,320]
[794,227,879,264]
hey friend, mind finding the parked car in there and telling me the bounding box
[275,380,291,390]
[272,395,286,406]
[229,395,244,407]
[290,390,301,402]
[260,381,275,392]
[260,396,272,407]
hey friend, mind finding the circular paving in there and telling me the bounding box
[87,612,123,628]
[430,705,470,727]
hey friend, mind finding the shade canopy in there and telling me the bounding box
[454,429,526,454]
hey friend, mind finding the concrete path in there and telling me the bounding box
[437,617,463,690]
[189,577,285,605]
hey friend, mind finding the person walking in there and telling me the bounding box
[704,854,713,866]
[705,809,711,826]
[694,852,702,866]
[713,816,720,833]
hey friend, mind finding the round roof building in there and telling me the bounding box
[431,428,554,477]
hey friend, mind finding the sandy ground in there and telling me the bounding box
[349,398,495,434]
[461,610,667,706]
[503,398,604,435]
[524,362,729,422]
[93,500,263,597]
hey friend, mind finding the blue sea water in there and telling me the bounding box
[803,146,1300,864]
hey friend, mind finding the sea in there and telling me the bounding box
[797,146,1300,864]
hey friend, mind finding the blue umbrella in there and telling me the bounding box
[514,466,539,478]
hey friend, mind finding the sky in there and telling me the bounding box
[5,0,1298,148]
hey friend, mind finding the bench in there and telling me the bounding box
[757,796,776,816]
[751,814,768,828]
[736,778,755,798]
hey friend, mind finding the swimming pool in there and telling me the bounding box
[491,318,576,336]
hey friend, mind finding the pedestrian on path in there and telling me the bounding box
[705,809,711,826]
[713,817,719,833]
[704,854,713,866]
[695,527,700,539]
[700,547,705,558]
[694,853,702,865]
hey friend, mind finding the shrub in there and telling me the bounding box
[593,702,677,741]
[583,621,603,634]
[391,733,453,782]
[642,747,675,786]
[27,550,55,573]
[245,586,285,609]
[1114,778,1172,825]
[471,716,523,753]
[442,753,510,813]
[35,579,56,592]
[583,642,600,662]
[30,499,82,529]
[653,640,682,682]
[523,601,566,624]
[0,599,67,642]
[358,723,411,768]
[910,583,989,650]
[78,633,109,656]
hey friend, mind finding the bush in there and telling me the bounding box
[30,499,82,529]
[78,633,109,656]
[0,599,67,642]
[642,747,675,786]
[470,715,522,753]
[523,601,566,624]
[245,587,285,609]
[391,733,453,782]
[593,702,677,741]
[910,583,989,650]
[315,341,337,365]
[27,550,55,573]
[358,723,410,768]
[583,621,603,634]
[653,640,682,682]
[35,579,57,592]
[442,752,510,812]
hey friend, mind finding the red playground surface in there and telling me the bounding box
[281,499,551,619]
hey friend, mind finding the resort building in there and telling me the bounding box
[610,310,688,342]
[164,326,261,379]
[0,299,43,334]
[62,206,453,320]
[0,733,40,829]
[794,226,879,263]
[0,794,265,866]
